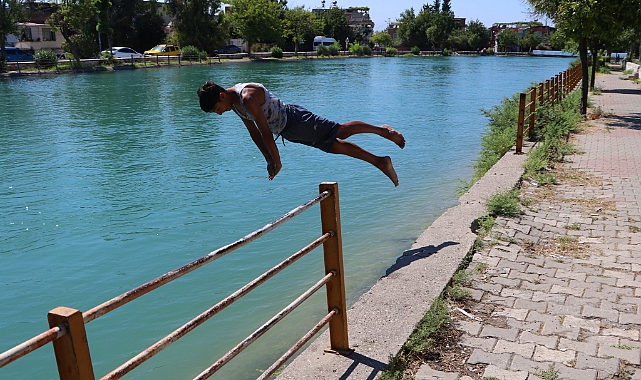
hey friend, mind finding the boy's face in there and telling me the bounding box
[209,92,232,115]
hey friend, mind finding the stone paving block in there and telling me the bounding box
[565,295,600,307]
[516,255,545,266]
[541,321,580,340]
[585,335,620,346]
[472,281,503,294]
[554,269,587,281]
[510,354,554,373]
[480,326,520,342]
[462,287,484,301]
[507,319,541,332]
[573,264,603,276]
[585,275,617,286]
[473,254,501,266]
[459,336,496,351]
[602,284,635,296]
[482,365,529,380]
[602,327,640,340]
[583,289,620,302]
[553,362,598,380]
[415,364,459,380]
[519,331,558,349]
[546,302,581,316]
[514,299,547,313]
[494,339,535,358]
[598,343,641,364]
[620,313,641,325]
[499,259,528,272]
[569,279,602,291]
[520,281,553,292]
[558,337,597,356]
[454,321,482,336]
[550,284,585,297]
[574,353,619,379]
[501,289,534,300]
[489,246,520,261]
[603,299,638,314]
[526,311,558,324]
[618,278,641,288]
[562,315,601,334]
[531,292,567,303]
[493,308,529,321]
[493,276,522,287]
[604,269,636,280]
[509,271,541,282]
[533,345,576,363]
[582,305,620,322]
[467,348,511,369]
[484,294,516,307]
[526,265,557,277]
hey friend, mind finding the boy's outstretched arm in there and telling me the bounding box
[240,118,282,180]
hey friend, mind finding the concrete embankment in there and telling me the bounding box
[278,141,534,379]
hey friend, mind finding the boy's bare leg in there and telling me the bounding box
[330,140,399,186]
[337,121,406,149]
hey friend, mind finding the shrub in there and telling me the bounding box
[316,44,329,57]
[487,189,523,216]
[35,49,57,69]
[61,33,98,59]
[328,42,340,56]
[411,46,421,55]
[270,46,283,59]
[181,45,200,60]
[386,47,398,56]
[442,48,452,56]
[100,51,114,66]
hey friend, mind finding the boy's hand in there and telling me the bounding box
[267,161,282,180]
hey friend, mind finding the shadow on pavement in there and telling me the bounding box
[603,113,641,130]
[602,88,641,95]
[385,241,460,276]
[338,351,387,380]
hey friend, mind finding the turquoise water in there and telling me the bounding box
[1,56,573,379]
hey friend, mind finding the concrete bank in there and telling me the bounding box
[278,141,535,379]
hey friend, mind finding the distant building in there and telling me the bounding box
[12,23,64,55]
[490,22,555,51]
[311,5,375,43]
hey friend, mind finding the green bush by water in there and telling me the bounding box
[35,49,57,69]
[270,46,283,59]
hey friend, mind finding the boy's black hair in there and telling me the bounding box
[197,81,226,112]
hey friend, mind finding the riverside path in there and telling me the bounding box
[415,72,641,379]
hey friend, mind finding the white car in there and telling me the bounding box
[101,47,143,59]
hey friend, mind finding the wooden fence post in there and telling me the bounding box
[516,92,527,154]
[48,307,94,380]
[528,87,536,140]
[319,182,352,355]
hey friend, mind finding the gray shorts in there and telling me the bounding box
[281,104,340,153]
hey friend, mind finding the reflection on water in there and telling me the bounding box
[0,56,573,379]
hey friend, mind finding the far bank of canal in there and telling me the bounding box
[0,56,574,379]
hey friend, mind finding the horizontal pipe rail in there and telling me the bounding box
[83,189,331,324]
[0,325,67,368]
[194,271,336,380]
[101,232,332,380]
[0,190,331,371]
[257,308,338,380]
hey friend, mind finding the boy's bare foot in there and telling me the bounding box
[379,156,399,186]
[382,124,406,149]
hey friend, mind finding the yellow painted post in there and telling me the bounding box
[319,182,352,355]
[515,92,526,154]
[48,307,95,380]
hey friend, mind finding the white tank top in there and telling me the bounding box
[232,83,287,135]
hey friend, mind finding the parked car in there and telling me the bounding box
[214,45,242,54]
[2,47,34,62]
[101,47,144,59]
[144,44,181,56]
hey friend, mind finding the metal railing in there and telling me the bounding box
[515,63,582,153]
[0,182,351,380]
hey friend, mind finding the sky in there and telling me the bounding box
[285,0,549,32]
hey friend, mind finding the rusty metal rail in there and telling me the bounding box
[0,182,351,380]
[515,63,582,153]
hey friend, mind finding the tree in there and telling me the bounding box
[528,0,641,114]
[466,19,490,50]
[520,31,543,52]
[230,0,283,53]
[496,29,519,52]
[48,0,99,64]
[165,0,228,53]
[370,31,393,48]
[0,0,27,71]
[283,6,319,54]
[321,6,350,46]
[96,0,164,54]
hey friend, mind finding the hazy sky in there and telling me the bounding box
[285,0,546,32]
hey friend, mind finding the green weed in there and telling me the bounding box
[536,364,559,380]
[486,189,523,216]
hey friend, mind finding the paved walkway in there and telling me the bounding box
[417,74,641,380]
